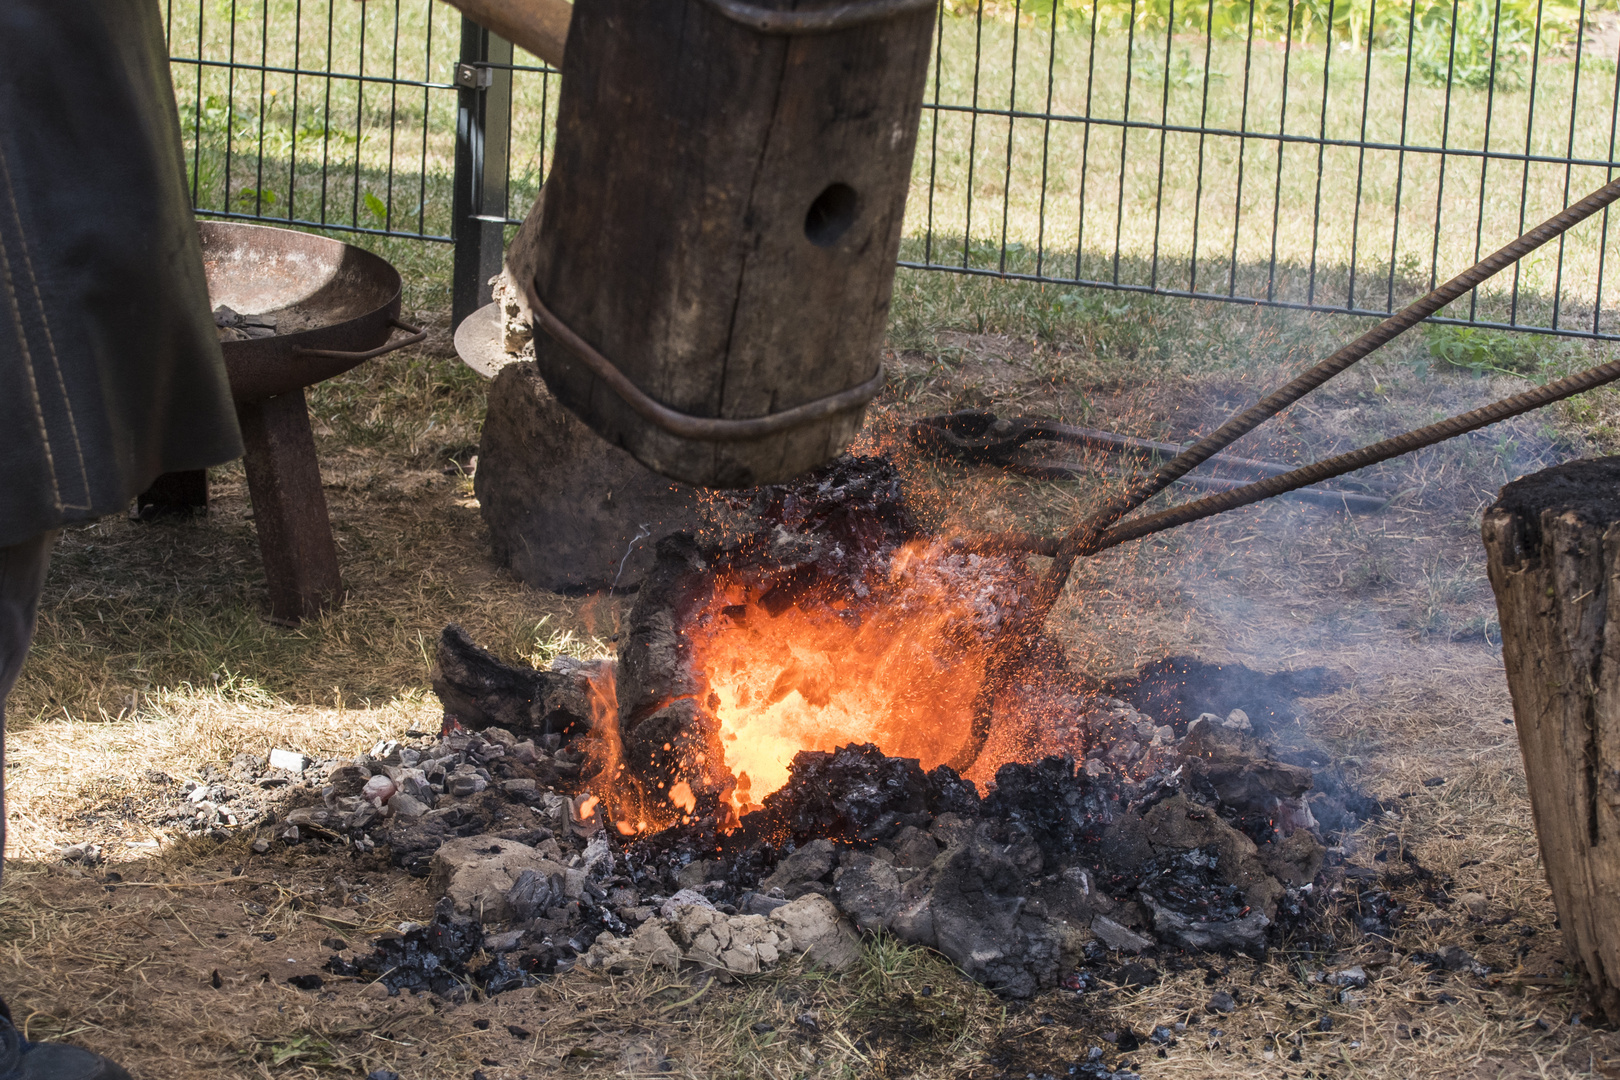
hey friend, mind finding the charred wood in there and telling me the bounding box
[430,623,599,740]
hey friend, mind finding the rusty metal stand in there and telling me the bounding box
[236,389,342,624]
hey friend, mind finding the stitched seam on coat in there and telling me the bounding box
[0,140,90,510]
[0,149,61,515]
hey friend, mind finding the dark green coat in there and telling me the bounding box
[0,0,242,548]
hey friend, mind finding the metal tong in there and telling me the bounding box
[910,410,1394,513]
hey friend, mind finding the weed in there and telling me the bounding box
[1424,324,1549,377]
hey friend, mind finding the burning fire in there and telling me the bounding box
[687,538,1032,816]
[582,525,1088,835]
[586,659,706,835]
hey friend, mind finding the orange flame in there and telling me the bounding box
[583,663,701,836]
[687,538,1038,816]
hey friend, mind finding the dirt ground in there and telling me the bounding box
[6,272,1620,1079]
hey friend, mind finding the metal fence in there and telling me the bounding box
[166,0,1620,339]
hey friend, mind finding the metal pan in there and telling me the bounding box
[199,221,424,403]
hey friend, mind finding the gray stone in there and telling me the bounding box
[767,894,859,970]
[283,807,330,827]
[539,792,571,831]
[476,361,710,591]
[484,930,525,952]
[760,838,838,894]
[581,836,615,879]
[892,826,940,869]
[1175,723,1312,814]
[888,894,935,946]
[398,771,436,806]
[928,813,975,849]
[446,773,485,798]
[1222,709,1253,732]
[268,749,308,773]
[505,868,561,921]
[1091,916,1154,954]
[327,764,370,796]
[926,831,1061,998]
[1145,898,1271,951]
[1208,990,1237,1013]
[561,867,590,900]
[832,852,902,934]
[738,892,790,917]
[658,889,716,920]
[388,792,431,820]
[370,740,404,765]
[428,837,570,922]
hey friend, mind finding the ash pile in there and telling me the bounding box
[617,708,1367,999]
[153,630,1370,1001]
[152,454,1376,1001]
[409,632,1370,999]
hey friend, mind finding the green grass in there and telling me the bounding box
[913,8,1619,333]
[164,0,1620,337]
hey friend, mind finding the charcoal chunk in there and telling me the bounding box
[506,869,560,922]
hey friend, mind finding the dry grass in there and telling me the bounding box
[0,850,1002,1080]
[7,263,1620,1075]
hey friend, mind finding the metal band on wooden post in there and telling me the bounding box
[524,279,885,443]
[697,0,936,33]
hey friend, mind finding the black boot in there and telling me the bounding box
[0,1008,131,1080]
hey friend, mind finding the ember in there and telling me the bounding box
[606,456,1089,831]
[688,535,1034,814]
[358,454,1380,998]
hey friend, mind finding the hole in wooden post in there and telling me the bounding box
[804,183,858,248]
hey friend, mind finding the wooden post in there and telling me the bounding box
[529,0,937,488]
[237,389,343,625]
[1482,456,1620,1023]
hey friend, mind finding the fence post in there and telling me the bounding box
[452,17,513,331]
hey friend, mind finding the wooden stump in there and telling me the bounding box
[475,361,711,592]
[530,0,936,488]
[1483,456,1620,1022]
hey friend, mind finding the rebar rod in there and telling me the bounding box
[1039,174,1620,600]
[955,175,1620,778]
[1093,353,1620,553]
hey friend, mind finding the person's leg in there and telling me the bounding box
[0,531,55,874]
[0,534,132,1080]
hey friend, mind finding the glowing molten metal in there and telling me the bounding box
[686,538,1030,816]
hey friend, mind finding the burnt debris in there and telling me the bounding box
[134,454,1384,1002]
[137,640,1372,1001]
